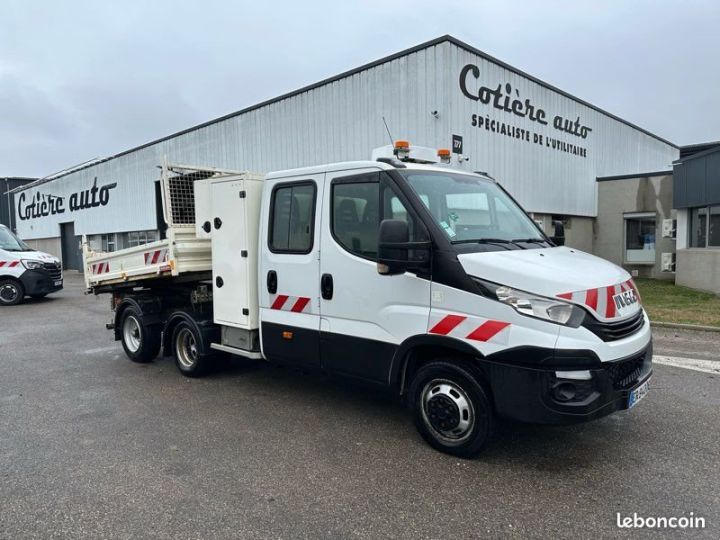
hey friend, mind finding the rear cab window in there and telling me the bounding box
[268,182,317,254]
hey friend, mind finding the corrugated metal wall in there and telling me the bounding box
[16,39,679,240]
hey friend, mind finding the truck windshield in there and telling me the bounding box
[0,226,32,251]
[399,171,545,245]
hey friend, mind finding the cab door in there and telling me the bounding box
[318,168,431,383]
[259,174,324,367]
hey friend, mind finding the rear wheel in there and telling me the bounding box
[172,321,211,377]
[0,279,24,306]
[409,360,495,458]
[120,307,161,362]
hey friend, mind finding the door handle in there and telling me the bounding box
[267,270,277,294]
[321,273,333,300]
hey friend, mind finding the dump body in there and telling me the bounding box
[83,228,211,289]
[83,165,260,291]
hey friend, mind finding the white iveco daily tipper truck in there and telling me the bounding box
[84,143,652,457]
[1,224,63,306]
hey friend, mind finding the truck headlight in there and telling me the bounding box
[21,260,44,270]
[473,278,585,327]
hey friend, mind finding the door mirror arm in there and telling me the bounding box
[550,220,566,246]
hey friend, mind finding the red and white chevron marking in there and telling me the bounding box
[269,294,312,313]
[91,262,110,274]
[557,279,640,319]
[144,248,169,265]
[0,261,20,268]
[429,314,510,342]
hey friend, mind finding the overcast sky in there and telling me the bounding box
[1,0,718,178]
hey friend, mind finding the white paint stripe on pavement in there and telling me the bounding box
[654,355,720,375]
[82,346,118,355]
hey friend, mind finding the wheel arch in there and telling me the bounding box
[113,295,163,341]
[162,310,218,358]
[391,334,490,397]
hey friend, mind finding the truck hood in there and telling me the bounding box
[457,246,641,322]
[2,250,60,265]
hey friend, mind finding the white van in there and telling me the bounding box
[0,224,63,306]
[84,144,652,456]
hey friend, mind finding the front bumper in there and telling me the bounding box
[19,269,64,296]
[483,340,653,424]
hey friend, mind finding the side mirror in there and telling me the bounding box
[551,220,565,246]
[377,219,409,275]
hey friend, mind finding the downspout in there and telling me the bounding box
[4,178,12,231]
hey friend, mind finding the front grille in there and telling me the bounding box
[582,309,645,342]
[43,262,62,281]
[605,351,651,389]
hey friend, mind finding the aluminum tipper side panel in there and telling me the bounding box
[83,228,211,288]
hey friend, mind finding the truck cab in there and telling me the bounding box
[90,146,651,457]
[255,144,651,455]
[0,224,63,306]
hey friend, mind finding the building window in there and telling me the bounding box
[690,205,720,248]
[127,230,160,248]
[624,213,656,264]
[101,233,117,252]
[268,182,316,253]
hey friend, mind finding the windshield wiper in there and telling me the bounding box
[453,238,515,249]
[511,238,547,244]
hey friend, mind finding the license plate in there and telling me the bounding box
[54,280,63,287]
[612,289,639,317]
[628,379,650,408]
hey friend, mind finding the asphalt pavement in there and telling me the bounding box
[1,272,718,539]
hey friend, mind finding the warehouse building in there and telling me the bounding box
[591,141,720,293]
[11,35,679,272]
[673,142,720,293]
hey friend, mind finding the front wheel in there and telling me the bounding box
[172,321,211,377]
[409,360,495,458]
[0,279,24,306]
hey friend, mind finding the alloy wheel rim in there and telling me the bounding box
[175,328,198,369]
[123,316,142,353]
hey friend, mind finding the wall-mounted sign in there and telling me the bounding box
[17,177,117,221]
[452,134,463,154]
[459,64,592,158]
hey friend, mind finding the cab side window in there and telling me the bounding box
[332,175,379,258]
[331,172,425,260]
[269,182,316,253]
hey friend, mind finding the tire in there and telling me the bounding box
[0,279,24,306]
[120,306,161,363]
[408,360,495,458]
[171,320,211,377]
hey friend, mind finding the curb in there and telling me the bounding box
[650,321,720,333]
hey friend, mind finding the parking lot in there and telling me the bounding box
[1,272,719,539]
